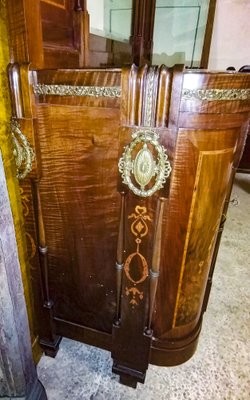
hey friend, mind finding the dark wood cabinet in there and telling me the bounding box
[5,0,250,389]
[9,62,250,386]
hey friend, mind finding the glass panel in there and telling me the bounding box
[152,0,210,67]
[87,0,132,42]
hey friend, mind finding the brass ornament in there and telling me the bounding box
[33,85,250,101]
[11,120,35,179]
[118,129,171,197]
[144,67,156,127]
[182,88,250,101]
[33,83,121,98]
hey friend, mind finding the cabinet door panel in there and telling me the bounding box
[36,103,120,332]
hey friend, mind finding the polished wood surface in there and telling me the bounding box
[7,0,89,68]
[8,63,250,386]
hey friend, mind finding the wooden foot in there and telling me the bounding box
[40,335,62,358]
[119,374,138,389]
[112,360,146,388]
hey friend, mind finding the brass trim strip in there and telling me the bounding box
[144,67,156,127]
[182,88,250,101]
[33,84,121,98]
[33,85,250,101]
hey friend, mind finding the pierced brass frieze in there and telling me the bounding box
[182,88,250,101]
[118,129,171,197]
[33,84,121,98]
[11,120,35,180]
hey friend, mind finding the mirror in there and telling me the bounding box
[152,0,210,67]
[87,0,132,43]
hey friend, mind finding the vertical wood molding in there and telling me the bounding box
[130,0,156,65]
[73,3,90,67]
[6,0,44,68]
[200,0,217,68]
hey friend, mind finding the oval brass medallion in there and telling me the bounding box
[118,128,171,197]
[133,144,155,188]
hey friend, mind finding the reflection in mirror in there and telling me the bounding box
[87,0,132,43]
[152,0,210,67]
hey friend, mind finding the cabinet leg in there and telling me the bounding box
[40,335,62,358]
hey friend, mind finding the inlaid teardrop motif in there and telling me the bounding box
[133,144,155,188]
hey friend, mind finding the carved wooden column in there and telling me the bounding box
[8,62,62,358]
[0,153,47,400]
[130,0,156,65]
[73,0,90,67]
[112,64,174,387]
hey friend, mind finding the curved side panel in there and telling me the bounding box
[152,70,250,366]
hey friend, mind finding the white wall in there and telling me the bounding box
[87,0,104,31]
[209,0,250,70]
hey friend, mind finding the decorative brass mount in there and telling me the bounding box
[118,129,171,197]
[11,119,35,179]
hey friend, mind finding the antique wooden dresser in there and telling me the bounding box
[9,64,250,387]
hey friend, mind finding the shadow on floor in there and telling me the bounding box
[234,173,250,194]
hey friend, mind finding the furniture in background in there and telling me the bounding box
[7,0,216,69]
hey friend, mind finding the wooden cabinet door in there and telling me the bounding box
[7,0,89,68]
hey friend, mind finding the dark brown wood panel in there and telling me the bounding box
[36,103,120,332]
[41,0,74,47]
